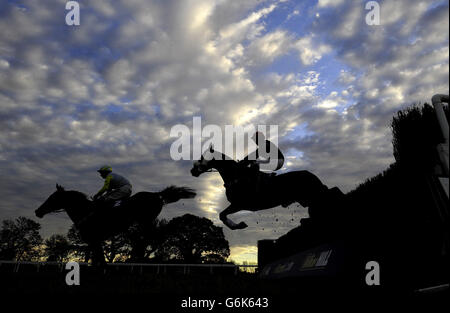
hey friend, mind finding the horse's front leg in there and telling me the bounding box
[219,204,248,230]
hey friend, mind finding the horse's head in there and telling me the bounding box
[35,184,67,218]
[191,144,215,177]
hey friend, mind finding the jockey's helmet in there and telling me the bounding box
[252,131,265,144]
[97,165,112,173]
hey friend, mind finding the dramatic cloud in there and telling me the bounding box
[0,0,448,263]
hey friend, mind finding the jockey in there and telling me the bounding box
[93,165,132,206]
[240,131,285,172]
[238,132,284,194]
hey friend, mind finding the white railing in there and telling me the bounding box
[0,260,258,275]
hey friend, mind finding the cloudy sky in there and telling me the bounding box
[0,0,448,263]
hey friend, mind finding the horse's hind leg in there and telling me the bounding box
[219,204,248,230]
[89,241,106,267]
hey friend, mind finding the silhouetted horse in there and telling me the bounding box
[191,146,330,230]
[35,184,196,265]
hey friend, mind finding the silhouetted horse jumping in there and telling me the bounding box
[35,184,196,265]
[191,146,330,230]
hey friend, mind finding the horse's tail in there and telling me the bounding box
[159,186,196,204]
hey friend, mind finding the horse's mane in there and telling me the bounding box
[66,190,90,200]
[208,150,237,162]
[47,190,89,214]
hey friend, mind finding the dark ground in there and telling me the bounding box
[0,265,447,312]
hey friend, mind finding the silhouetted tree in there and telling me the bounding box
[155,214,230,263]
[68,224,127,263]
[67,221,168,263]
[102,233,130,263]
[67,224,90,262]
[0,217,42,261]
[123,219,168,262]
[44,234,71,262]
